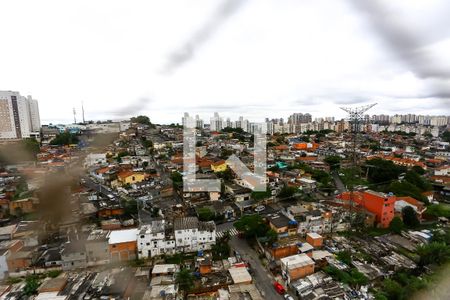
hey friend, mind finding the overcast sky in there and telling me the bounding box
[1,0,450,124]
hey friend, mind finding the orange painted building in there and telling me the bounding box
[306,233,323,248]
[292,143,319,151]
[98,207,124,218]
[9,198,35,215]
[107,229,138,262]
[280,254,315,283]
[337,190,396,228]
[270,244,299,260]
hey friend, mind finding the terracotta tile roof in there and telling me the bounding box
[117,171,134,179]
[211,160,226,167]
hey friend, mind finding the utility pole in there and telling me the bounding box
[73,107,77,124]
[340,103,377,228]
[81,101,86,124]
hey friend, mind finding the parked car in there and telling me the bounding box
[273,282,285,295]
[254,205,266,213]
[284,294,295,300]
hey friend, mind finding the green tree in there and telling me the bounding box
[131,115,152,126]
[402,206,420,228]
[426,204,450,218]
[216,168,234,181]
[23,275,40,296]
[324,155,341,170]
[141,137,153,149]
[278,186,297,199]
[336,250,352,266]
[389,216,404,234]
[366,158,406,184]
[123,199,138,216]
[197,207,214,221]
[431,230,450,244]
[442,131,450,143]
[22,138,40,160]
[349,268,368,287]
[234,215,270,239]
[171,171,183,183]
[47,270,62,278]
[176,268,195,299]
[417,242,450,266]
[251,188,272,201]
[50,132,79,146]
[411,165,425,175]
[404,170,431,192]
[266,229,278,245]
[388,181,428,203]
[211,239,231,260]
[382,278,405,300]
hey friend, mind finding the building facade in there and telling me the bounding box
[0,91,40,140]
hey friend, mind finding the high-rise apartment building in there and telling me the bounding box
[288,113,312,124]
[210,112,223,132]
[0,91,41,140]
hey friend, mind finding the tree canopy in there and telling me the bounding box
[366,158,406,184]
[234,214,271,239]
[417,242,450,266]
[50,132,79,146]
[402,206,420,228]
[324,155,341,170]
[197,207,214,221]
[389,216,404,234]
[176,268,195,296]
[131,115,153,126]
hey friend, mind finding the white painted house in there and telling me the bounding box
[174,217,216,253]
[137,217,216,259]
[137,220,175,258]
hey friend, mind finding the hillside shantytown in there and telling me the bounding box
[0,95,449,299]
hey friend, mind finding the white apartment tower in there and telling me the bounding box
[0,91,41,139]
[210,112,223,132]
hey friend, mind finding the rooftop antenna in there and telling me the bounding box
[340,103,377,228]
[73,107,77,124]
[81,101,86,124]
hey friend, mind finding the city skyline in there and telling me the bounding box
[1,0,449,124]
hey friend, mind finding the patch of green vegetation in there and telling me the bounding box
[251,188,272,201]
[7,277,22,284]
[131,115,155,128]
[234,214,276,243]
[426,204,450,218]
[23,275,40,296]
[165,253,195,264]
[339,168,368,187]
[129,258,146,267]
[374,271,428,300]
[323,266,368,288]
[50,132,79,146]
[46,270,62,278]
[197,207,215,221]
[363,227,390,237]
[336,250,352,266]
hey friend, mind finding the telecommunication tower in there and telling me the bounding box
[340,103,377,226]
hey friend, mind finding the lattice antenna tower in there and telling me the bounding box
[340,103,377,227]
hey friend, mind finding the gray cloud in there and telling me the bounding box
[162,0,248,74]
[107,96,153,118]
[350,0,450,80]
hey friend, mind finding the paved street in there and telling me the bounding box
[216,227,239,239]
[228,236,283,300]
[332,171,346,193]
